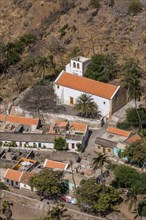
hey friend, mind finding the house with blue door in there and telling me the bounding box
[95,127,140,158]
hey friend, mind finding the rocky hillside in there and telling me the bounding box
[0,0,146,101]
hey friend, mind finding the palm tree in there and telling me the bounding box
[36,55,56,79]
[45,203,70,220]
[122,59,144,130]
[92,152,110,176]
[124,187,138,212]
[70,160,76,190]
[0,200,13,220]
[73,94,99,118]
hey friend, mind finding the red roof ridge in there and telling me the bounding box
[0,114,39,125]
[55,72,119,100]
[107,127,131,137]
[126,134,141,144]
[44,159,68,170]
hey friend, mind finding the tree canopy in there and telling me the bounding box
[122,58,144,130]
[76,178,119,216]
[85,54,118,82]
[112,165,146,194]
[123,141,146,167]
[54,137,68,151]
[29,169,68,199]
[117,107,146,129]
[137,200,146,218]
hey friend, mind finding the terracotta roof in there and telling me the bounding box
[126,134,141,144]
[71,123,87,133]
[20,172,33,184]
[44,159,68,170]
[4,169,22,182]
[55,72,119,99]
[57,121,69,127]
[107,127,131,137]
[0,114,39,125]
[0,114,6,122]
[6,115,39,125]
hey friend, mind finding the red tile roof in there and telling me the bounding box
[6,115,39,125]
[4,169,22,182]
[57,121,69,127]
[71,123,87,133]
[55,72,119,99]
[44,159,68,170]
[107,127,131,137]
[126,134,141,144]
[0,114,39,125]
[0,114,6,122]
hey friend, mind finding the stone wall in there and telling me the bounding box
[1,190,105,220]
[10,106,102,128]
[112,88,128,114]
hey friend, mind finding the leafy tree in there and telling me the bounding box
[0,200,13,220]
[19,83,56,116]
[126,108,146,129]
[122,59,144,130]
[128,0,143,16]
[45,203,70,220]
[112,165,146,194]
[0,182,9,190]
[73,94,98,118]
[92,152,110,176]
[76,178,119,216]
[135,200,146,219]
[85,54,118,82]
[123,141,146,167]
[29,169,68,199]
[117,107,146,130]
[112,165,139,188]
[54,138,68,151]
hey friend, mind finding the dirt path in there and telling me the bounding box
[119,203,136,220]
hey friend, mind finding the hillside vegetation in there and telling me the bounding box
[0,0,146,102]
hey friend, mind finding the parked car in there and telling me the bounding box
[60,195,77,205]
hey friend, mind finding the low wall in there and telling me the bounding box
[10,106,101,128]
[1,190,105,220]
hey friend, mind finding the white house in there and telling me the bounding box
[65,56,91,77]
[3,169,33,190]
[54,71,120,117]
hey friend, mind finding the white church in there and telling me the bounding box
[54,56,127,118]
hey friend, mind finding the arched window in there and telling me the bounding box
[73,62,76,68]
[77,63,80,69]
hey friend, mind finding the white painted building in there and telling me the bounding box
[65,56,91,76]
[54,71,120,117]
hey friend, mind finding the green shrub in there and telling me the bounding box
[7,51,21,65]
[89,0,100,8]
[59,24,68,37]
[54,137,68,151]
[0,182,9,190]
[19,33,36,45]
[128,0,143,15]
[117,121,131,130]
